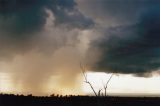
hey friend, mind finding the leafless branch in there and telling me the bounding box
[103,73,114,96]
[80,63,98,96]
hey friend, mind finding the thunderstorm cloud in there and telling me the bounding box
[81,0,160,76]
[0,0,160,95]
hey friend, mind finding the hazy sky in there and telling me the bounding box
[0,0,160,96]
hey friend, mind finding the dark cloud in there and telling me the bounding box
[48,0,94,29]
[77,0,160,27]
[90,6,160,76]
[0,0,94,59]
[0,0,93,35]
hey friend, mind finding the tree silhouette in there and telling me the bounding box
[80,63,98,96]
[102,74,114,96]
[80,63,114,97]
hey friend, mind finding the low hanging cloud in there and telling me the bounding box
[76,0,160,76]
[89,6,160,76]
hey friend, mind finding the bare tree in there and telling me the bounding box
[80,63,98,96]
[80,63,114,97]
[103,74,114,96]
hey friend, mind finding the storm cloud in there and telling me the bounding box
[0,0,93,34]
[0,0,94,95]
[87,4,160,76]
[0,0,160,95]
[0,0,94,59]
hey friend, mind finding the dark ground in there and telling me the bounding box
[1,94,160,106]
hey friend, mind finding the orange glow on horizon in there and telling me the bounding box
[1,72,160,96]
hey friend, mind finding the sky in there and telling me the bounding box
[0,0,160,96]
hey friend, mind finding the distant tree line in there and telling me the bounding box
[1,93,160,106]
